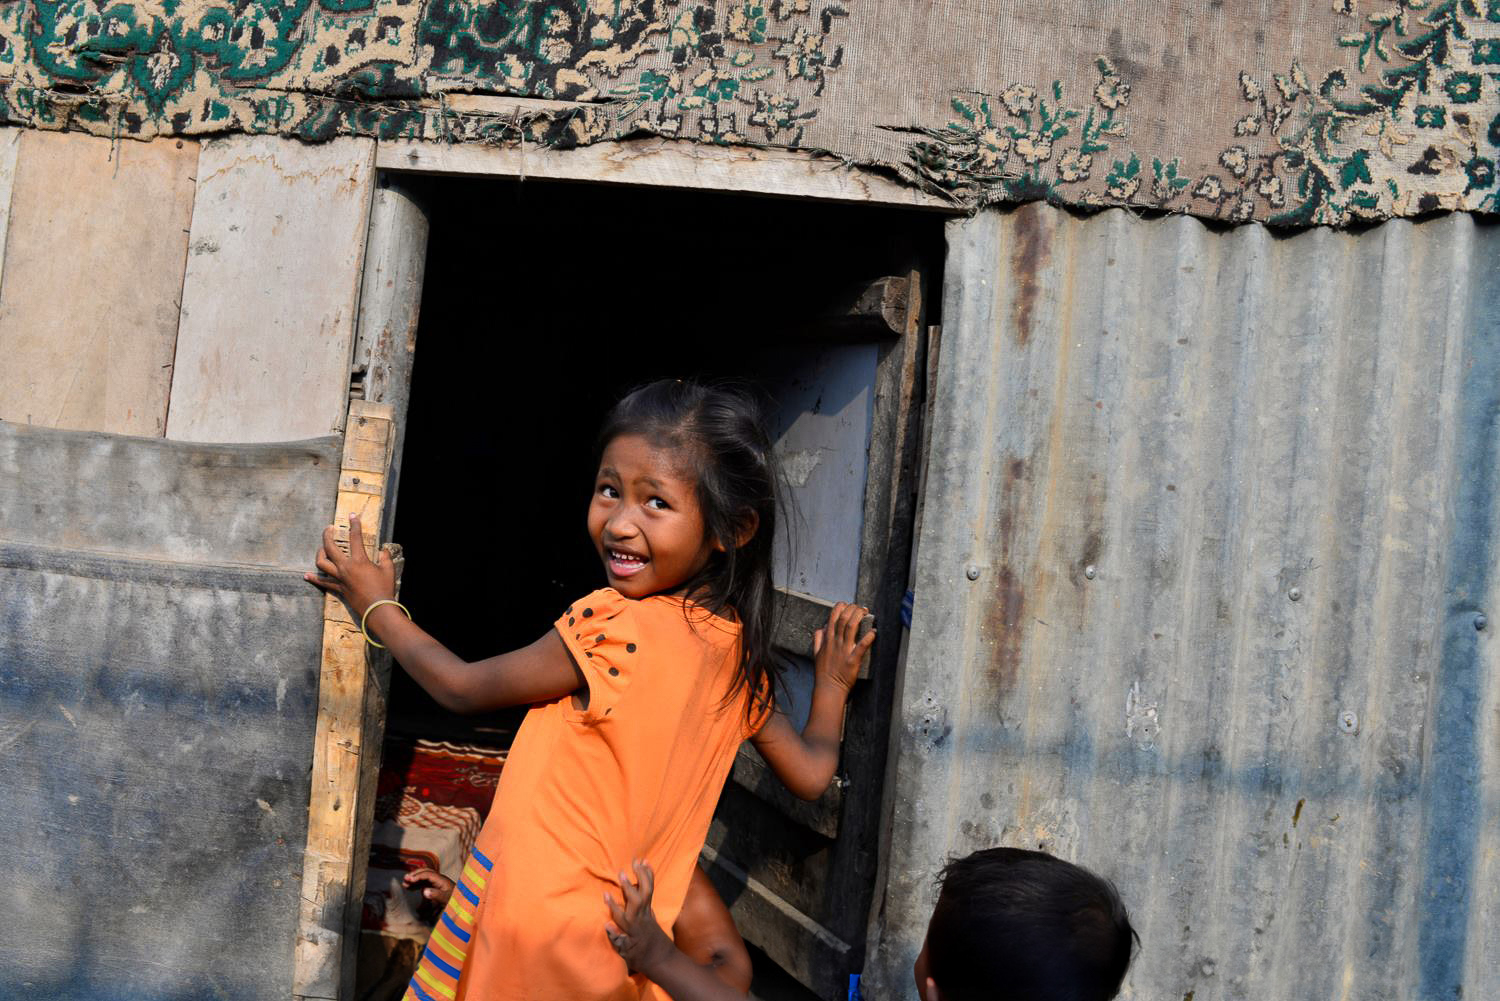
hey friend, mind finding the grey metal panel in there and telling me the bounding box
[0,421,342,569]
[0,423,340,1000]
[866,206,1500,1000]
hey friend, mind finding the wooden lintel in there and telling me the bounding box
[375,137,954,211]
[293,399,396,1001]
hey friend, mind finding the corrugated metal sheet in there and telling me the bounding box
[866,205,1500,1000]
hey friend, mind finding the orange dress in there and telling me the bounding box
[404,588,763,1001]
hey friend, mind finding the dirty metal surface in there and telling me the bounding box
[866,205,1500,999]
[0,422,340,1000]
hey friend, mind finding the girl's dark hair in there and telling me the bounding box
[926,847,1138,1001]
[597,378,782,721]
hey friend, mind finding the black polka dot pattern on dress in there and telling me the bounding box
[609,667,619,676]
[595,634,605,644]
[582,608,593,617]
[626,643,636,653]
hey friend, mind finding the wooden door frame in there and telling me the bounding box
[301,138,953,1000]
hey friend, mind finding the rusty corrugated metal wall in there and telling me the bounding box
[865,204,1500,1000]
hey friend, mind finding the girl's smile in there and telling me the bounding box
[588,434,721,598]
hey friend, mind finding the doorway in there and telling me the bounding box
[360,174,944,1000]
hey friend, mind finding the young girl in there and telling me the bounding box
[308,379,874,1001]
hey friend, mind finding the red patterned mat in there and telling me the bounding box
[361,736,507,939]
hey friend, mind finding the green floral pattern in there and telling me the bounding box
[0,0,847,148]
[0,0,1496,224]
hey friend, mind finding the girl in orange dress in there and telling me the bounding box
[308,379,875,1001]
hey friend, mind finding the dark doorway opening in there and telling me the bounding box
[360,174,944,1001]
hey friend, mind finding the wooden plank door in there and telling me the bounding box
[702,269,929,1000]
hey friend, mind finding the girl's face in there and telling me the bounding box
[588,434,721,598]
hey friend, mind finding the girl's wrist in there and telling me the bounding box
[363,598,406,638]
[813,677,853,701]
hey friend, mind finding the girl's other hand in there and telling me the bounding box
[812,602,875,695]
[403,867,455,908]
[605,860,675,976]
[304,514,396,617]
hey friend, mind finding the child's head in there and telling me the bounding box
[591,378,781,706]
[914,847,1136,1001]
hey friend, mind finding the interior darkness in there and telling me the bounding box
[385,176,943,749]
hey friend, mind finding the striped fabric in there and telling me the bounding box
[403,846,493,1001]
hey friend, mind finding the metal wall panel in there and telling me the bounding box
[0,422,340,1000]
[866,205,1499,1000]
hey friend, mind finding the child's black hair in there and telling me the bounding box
[597,378,782,722]
[926,847,1137,1001]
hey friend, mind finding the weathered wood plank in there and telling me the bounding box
[700,842,852,993]
[0,130,197,435]
[167,136,376,444]
[377,137,952,210]
[294,399,396,1001]
[772,585,874,673]
[0,127,19,288]
[730,742,843,839]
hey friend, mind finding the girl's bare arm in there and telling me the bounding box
[749,602,875,801]
[307,515,583,713]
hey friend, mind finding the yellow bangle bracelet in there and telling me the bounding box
[361,598,411,649]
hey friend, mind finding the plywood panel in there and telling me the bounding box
[0,130,196,435]
[167,135,375,444]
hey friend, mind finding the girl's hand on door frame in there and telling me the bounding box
[812,601,875,696]
[306,514,397,618]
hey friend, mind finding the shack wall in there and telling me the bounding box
[4,1,1500,226]
[0,124,387,998]
[868,204,1500,999]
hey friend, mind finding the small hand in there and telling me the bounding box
[304,514,397,618]
[605,860,675,976]
[812,602,876,695]
[403,867,454,908]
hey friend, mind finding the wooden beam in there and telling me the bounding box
[376,137,952,210]
[773,585,873,678]
[730,743,843,839]
[699,843,852,993]
[294,399,396,1001]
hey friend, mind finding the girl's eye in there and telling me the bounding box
[599,484,619,499]
[647,496,670,511]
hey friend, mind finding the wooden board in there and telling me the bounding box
[0,420,340,1001]
[0,128,19,287]
[377,137,950,210]
[167,135,376,444]
[294,399,396,1001]
[0,130,197,435]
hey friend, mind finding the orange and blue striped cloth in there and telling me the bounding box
[403,846,493,1001]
